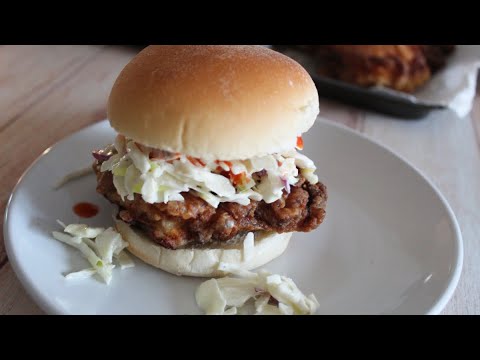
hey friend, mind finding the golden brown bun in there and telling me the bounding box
[115,220,291,277]
[108,45,319,160]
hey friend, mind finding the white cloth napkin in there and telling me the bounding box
[379,45,480,118]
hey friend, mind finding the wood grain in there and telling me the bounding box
[0,46,104,131]
[0,263,43,315]
[0,46,137,271]
[0,46,478,314]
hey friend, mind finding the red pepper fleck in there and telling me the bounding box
[296,136,304,150]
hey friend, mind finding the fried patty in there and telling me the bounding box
[94,163,327,249]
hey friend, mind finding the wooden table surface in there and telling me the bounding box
[1,45,478,315]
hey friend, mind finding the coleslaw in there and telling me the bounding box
[52,221,134,284]
[195,264,319,315]
[97,135,319,208]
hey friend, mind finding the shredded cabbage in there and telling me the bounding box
[65,268,97,280]
[95,228,127,263]
[98,137,319,208]
[195,279,227,315]
[223,307,238,315]
[216,277,258,307]
[195,265,319,315]
[217,262,259,279]
[52,221,134,284]
[64,224,105,239]
[242,232,255,262]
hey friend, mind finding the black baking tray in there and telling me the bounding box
[311,74,444,119]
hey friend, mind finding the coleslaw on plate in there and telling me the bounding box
[52,221,134,284]
[196,263,319,315]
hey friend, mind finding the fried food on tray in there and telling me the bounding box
[315,45,430,92]
[278,45,455,93]
[420,45,456,72]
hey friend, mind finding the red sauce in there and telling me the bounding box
[296,136,304,150]
[73,202,99,218]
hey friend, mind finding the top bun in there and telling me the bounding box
[108,45,319,160]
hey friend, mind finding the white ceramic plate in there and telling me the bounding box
[4,120,463,315]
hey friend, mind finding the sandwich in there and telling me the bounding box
[92,45,327,277]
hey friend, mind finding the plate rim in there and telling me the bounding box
[3,119,464,315]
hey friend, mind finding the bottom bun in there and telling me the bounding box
[115,220,292,277]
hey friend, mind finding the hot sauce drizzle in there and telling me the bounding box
[73,202,99,218]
